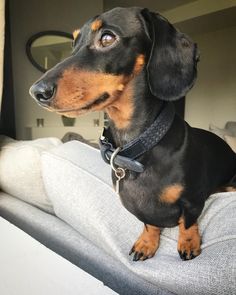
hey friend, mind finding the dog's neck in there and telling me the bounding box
[105,74,163,147]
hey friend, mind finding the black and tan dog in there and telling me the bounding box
[30,7,236,261]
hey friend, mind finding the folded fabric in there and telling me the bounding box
[0,136,62,213]
[224,135,236,153]
[41,140,236,295]
[225,122,236,137]
[209,123,232,139]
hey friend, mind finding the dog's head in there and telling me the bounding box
[30,7,199,119]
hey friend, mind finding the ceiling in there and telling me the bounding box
[176,6,236,35]
[104,0,236,36]
[104,0,196,13]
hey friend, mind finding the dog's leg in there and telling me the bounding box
[129,224,160,261]
[217,185,236,192]
[177,217,201,260]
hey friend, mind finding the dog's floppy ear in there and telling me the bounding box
[140,9,199,101]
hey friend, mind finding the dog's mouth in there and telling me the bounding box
[49,91,111,115]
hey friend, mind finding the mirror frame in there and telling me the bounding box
[26,30,73,73]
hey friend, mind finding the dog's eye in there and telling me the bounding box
[100,33,116,47]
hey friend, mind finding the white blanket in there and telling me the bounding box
[42,141,236,295]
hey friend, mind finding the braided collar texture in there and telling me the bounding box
[99,102,175,173]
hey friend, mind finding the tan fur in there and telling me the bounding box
[105,82,134,129]
[160,184,184,204]
[72,29,80,40]
[215,185,236,193]
[224,186,236,192]
[131,225,160,260]
[133,54,145,75]
[52,68,130,117]
[178,217,201,258]
[104,55,146,129]
[50,53,145,127]
[117,84,125,91]
[91,19,102,31]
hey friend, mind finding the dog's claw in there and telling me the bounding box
[178,249,198,260]
[133,251,144,261]
[129,247,134,256]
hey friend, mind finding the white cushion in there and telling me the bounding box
[41,140,129,251]
[225,122,236,136]
[209,123,232,138]
[0,136,62,213]
[224,135,236,153]
[41,140,236,294]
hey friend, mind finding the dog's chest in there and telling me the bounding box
[111,163,182,227]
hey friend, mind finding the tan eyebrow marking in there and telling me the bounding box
[72,29,80,40]
[133,54,145,75]
[91,19,102,31]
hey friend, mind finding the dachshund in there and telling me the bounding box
[30,7,236,261]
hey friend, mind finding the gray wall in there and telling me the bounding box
[10,0,103,139]
[185,25,236,129]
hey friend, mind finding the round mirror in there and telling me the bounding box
[26,31,73,73]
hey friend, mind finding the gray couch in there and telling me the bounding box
[0,136,236,295]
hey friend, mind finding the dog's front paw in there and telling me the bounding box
[178,219,201,260]
[129,225,160,261]
[178,238,201,260]
[129,238,159,261]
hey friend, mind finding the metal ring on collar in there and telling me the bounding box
[110,147,121,172]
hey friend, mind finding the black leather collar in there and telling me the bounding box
[99,102,175,173]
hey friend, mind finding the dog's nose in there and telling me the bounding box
[29,80,55,104]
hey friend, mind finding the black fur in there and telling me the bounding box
[141,9,199,101]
